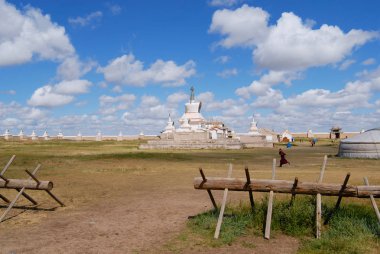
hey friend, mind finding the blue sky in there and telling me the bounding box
[0,0,379,135]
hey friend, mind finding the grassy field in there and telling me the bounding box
[0,139,379,253]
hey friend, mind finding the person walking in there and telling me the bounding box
[279,148,290,167]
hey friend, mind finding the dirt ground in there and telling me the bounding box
[0,141,378,253]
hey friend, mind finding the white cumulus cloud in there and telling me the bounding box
[54,80,92,94]
[236,71,298,98]
[210,4,378,71]
[28,86,74,107]
[0,0,75,66]
[28,79,92,107]
[57,56,97,80]
[339,59,356,70]
[210,5,269,48]
[167,92,188,105]
[99,94,136,115]
[98,54,196,87]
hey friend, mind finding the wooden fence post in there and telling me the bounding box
[214,163,233,239]
[316,155,327,239]
[245,167,255,211]
[264,158,276,239]
[364,177,380,224]
[324,173,350,225]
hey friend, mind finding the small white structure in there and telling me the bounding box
[260,128,278,143]
[4,129,11,140]
[31,130,37,141]
[248,115,260,136]
[96,131,102,141]
[139,131,144,139]
[163,114,175,134]
[76,132,83,141]
[117,131,123,141]
[177,117,192,132]
[42,130,49,140]
[307,129,314,138]
[178,86,206,131]
[19,129,25,140]
[281,130,293,142]
[57,131,64,140]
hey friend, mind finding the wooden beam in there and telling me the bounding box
[290,177,298,206]
[45,190,65,207]
[324,173,351,225]
[316,155,327,239]
[0,174,9,184]
[244,167,255,211]
[15,188,37,205]
[0,179,52,190]
[193,178,379,197]
[363,177,380,224]
[214,163,233,239]
[199,168,217,210]
[265,158,276,239]
[25,169,40,185]
[336,173,351,208]
[0,155,16,175]
[0,194,10,203]
[0,186,26,222]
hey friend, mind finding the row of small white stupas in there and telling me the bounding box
[1,129,146,141]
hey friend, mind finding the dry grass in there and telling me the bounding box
[0,139,378,253]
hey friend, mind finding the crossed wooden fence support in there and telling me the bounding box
[0,155,65,223]
[194,156,380,239]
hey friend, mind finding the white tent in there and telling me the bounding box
[338,128,380,159]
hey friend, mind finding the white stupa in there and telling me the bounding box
[178,86,205,131]
[42,130,49,140]
[19,129,25,140]
[96,131,102,141]
[57,131,64,139]
[248,115,260,136]
[77,131,83,141]
[177,117,192,132]
[307,129,314,138]
[4,129,11,140]
[31,130,37,141]
[117,131,123,141]
[162,114,175,133]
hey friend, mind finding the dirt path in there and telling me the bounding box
[0,167,207,253]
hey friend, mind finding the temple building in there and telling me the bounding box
[140,87,273,149]
[237,115,275,147]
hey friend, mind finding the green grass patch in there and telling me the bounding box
[185,197,379,253]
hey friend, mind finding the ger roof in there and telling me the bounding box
[341,128,380,143]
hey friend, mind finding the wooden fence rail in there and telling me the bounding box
[194,177,380,198]
[194,156,380,240]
